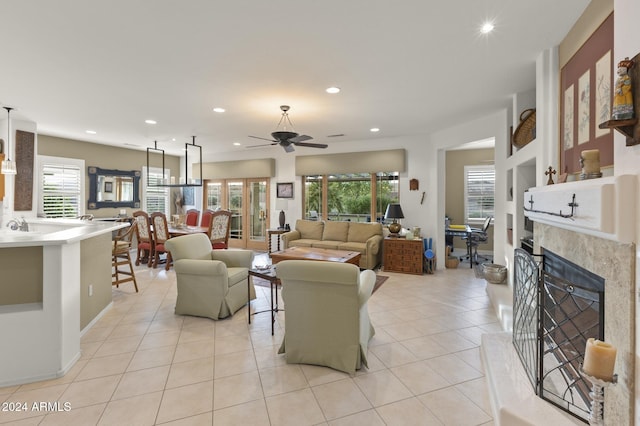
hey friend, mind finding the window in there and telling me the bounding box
[38,156,84,218]
[302,172,399,222]
[464,165,495,223]
[143,167,170,215]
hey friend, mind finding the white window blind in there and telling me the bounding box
[40,161,83,218]
[144,167,169,215]
[464,165,495,222]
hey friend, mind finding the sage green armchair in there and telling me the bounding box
[165,233,256,320]
[276,260,376,374]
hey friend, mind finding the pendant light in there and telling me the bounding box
[1,107,17,175]
[146,136,202,187]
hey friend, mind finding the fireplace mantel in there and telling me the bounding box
[524,174,636,243]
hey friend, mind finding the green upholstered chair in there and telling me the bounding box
[276,260,376,374]
[165,233,256,320]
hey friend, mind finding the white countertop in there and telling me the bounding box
[0,218,128,248]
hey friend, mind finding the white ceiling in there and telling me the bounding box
[0,0,589,160]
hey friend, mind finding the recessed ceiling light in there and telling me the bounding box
[326,87,341,94]
[370,128,380,133]
[145,119,157,124]
[233,142,241,146]
[213,107,226,113]
[480,22,495,34]
[85,130,97,134]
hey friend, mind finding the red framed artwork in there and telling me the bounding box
[560,13,614,176]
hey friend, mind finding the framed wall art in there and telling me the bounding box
[276,182,294,199]
[560,13,613,176]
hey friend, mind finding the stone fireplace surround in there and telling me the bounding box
[482,175,636,425]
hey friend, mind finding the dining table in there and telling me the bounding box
[168,225,209,237]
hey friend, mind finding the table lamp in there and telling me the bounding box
[276,199,288,229]
[385,203,404,236]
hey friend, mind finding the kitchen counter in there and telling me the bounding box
[0,219,127,386]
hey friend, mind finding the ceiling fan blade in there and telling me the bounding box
[292,142,328,149]
[283,143,295,153]
[289,134,313,143]
[248,135,277,142]
[246,142,278,148]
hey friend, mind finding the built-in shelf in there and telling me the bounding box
[598,118,639,146]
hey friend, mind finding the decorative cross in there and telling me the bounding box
[545,166,556,185]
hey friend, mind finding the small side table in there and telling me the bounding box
[248,266,281,335]
[267,228,287,253]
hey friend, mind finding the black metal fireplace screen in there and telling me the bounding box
[512,248,604,423]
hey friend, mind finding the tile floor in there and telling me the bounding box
[0,254,498,425]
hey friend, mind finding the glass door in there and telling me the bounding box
[204,178,269,250]
[246,178,268,250]
[227,180,244,247]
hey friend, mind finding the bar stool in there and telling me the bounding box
[112,222,138,292]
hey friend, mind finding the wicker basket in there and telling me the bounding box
[512,108,536,148]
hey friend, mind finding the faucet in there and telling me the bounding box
[6,217,29,232]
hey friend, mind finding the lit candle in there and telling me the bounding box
[170,176,175,185]
[583,338,617,381]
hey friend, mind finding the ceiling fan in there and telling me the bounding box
[248,105,328,153]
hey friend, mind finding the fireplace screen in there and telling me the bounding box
[513,248,604,423]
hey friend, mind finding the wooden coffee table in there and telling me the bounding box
[270,246,361,266]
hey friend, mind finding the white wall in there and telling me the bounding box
[613,0,640,421]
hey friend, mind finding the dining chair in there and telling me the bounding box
[112,222,138,292]
[207,210,232,249]
[200,209,215,228]
[150,212,173,270]
[186,209,199,226]
[132,210,153,266]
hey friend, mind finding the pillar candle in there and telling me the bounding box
[583,338,617,381]
[580,149,600,174]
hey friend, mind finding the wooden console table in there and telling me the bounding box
[383,236,423,275]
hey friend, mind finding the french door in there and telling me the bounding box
[204,178,269,250]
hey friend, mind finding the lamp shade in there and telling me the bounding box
[275,199,288,211]
[384,203,404,220]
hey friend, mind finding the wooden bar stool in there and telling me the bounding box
[112,222,138,292]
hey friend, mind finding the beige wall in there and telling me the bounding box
[0,246,43,305]
[80,233,112,329]
[445,148,495,252]
[38,135,181,217]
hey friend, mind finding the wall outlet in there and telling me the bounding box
[88,285,93,297]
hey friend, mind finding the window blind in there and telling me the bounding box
[41,163,82,218]
[464,165,495,222]
[145,168,169,214]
